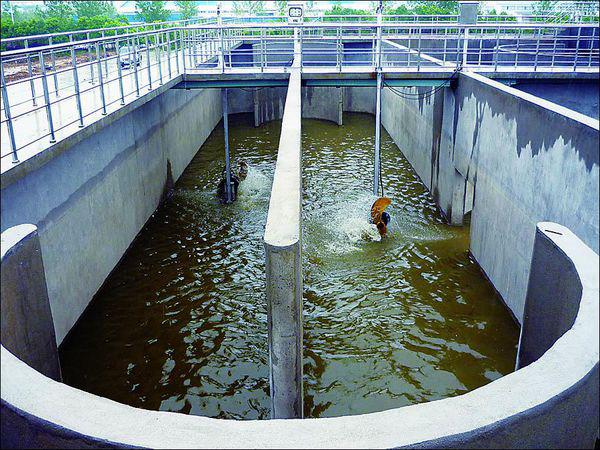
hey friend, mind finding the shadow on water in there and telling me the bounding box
[60,112,519,420]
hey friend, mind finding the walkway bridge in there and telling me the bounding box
[1,14,598,172]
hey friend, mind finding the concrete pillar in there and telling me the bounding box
[264,69,303,419]
[1,224,61,381]
[450,169,467,226]
[253,88,261,127]
[337,87,343,126]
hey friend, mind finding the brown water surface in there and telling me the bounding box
[60,112,519,419]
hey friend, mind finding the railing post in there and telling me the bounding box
[39,52,56,143]
[145,35,152,90]
[131,37,140,97]
[588,27,596,67]
[181,29,186,72]
[95,43,107,115]
[101,30,108,76]
[115,39,125,106]
[417,27,422,71]
[48,36,59,97]
[0,61,19,163]
[24,40,37,106]
[87,32,95,84]
[71,46,84,127]
[534,27,541,71]
[494,26,500,71]
[166,31,172,78]
[551,27,557,67]
[573,26,582,71]
[156,32,163,85]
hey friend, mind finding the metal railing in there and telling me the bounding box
[1,19,598,168]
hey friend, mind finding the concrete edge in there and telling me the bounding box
[264,69,302,248]
[0,224,37,260]
[1,221,598,448]
[462,70,600,131]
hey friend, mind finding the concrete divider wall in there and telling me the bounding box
[0,87,222,344]
[264,68,303,419]
[381,71,599,321]
[2,221,597,448]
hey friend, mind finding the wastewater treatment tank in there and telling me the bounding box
[59,112,519,419]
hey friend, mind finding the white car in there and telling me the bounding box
[118,46,142,68]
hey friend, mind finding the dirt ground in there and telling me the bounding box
[3,51,114,84]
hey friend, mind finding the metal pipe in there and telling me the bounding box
[373,71,382,196]
[87,32,95,84]
[39,51,56,143]
[49,36,59,96]
[222,88,233,203]
[95,43,107,115]
[145,35,152,90]
[25,39,37,106]
[166,31,172,78]
[116,39,125,106]
[71,46,84,127]
[157,32,163,84]
[0,61,19,163]
[573,26,582,71]
[102,31,109,76]
[131,37,140,96]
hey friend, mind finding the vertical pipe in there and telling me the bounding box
[25,40,37,106]
[39,52,56,143]
[222,88,232,203]
[373,71,382,196]
[95,43,107,115]
[71,46,84,127]
[0,61,19,163]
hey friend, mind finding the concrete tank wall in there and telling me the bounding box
[0,87,222,344]
[381,71,599,322]
[2,222,597,448]
[513,80,599,119]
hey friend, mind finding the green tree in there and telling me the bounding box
[276,0,287,16]
[72,1,116,19]
[532,1,557,15]
[43,0,74,19]
[407,1,459,14]
[232,1,265,16]
[135,1,170,23]
[175,1,198,20]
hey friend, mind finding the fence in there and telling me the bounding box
[1,19,598,167]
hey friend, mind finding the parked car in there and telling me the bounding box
[118,46,142,68]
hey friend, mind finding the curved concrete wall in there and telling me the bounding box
[2,222,598,448]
